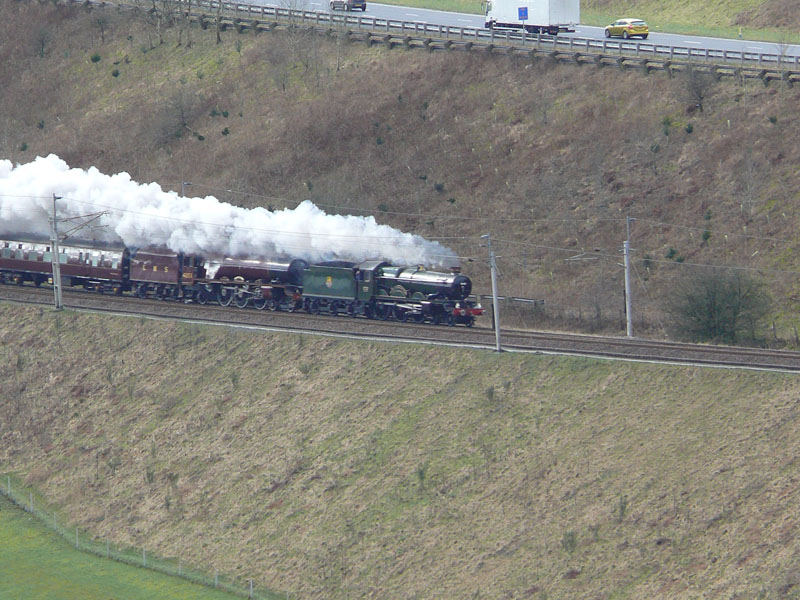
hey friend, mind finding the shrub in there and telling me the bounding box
[685,123,693,133]
[111,69,119,77]
[37,120,44,129]
[616,496,628,522]
[665,266,772,344]
[768,115,777,124]
[90,53,101,63]
[561,530,577,554]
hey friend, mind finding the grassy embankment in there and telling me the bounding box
[2,303,800,598]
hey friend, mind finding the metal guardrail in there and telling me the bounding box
[72,0,800,78]
[188,0,800,68]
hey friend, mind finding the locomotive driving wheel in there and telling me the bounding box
[253,297,268,310]
[234,292,249,309]
[217,287,234,307]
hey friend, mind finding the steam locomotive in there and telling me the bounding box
[0,238,484,326]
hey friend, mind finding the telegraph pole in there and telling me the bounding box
[623,216,633,338]
[50,194,63,310]
[481,234,502,352]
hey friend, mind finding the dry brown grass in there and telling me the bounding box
[1,3,800,343]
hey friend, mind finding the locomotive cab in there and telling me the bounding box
[181,253,206,284]
[355,260,389,301]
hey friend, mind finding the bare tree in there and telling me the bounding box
[157,86,204,144]
[176,0,193,47]
[280,0,322,81]
[35,27,52,58]
[737,147,761,217]
[683,65,716,112]
[215,0,223,44]
[94,14,110,44]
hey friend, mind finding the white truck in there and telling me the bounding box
[484,0,579,35]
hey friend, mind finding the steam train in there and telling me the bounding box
[0,238,484,326]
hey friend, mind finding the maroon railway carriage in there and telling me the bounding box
[0,239,128,292]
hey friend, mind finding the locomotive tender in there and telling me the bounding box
[0,238,483,326]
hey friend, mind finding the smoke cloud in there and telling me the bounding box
[0,154,458,268]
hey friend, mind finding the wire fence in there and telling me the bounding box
[0,473,288,600]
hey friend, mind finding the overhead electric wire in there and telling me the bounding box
[4,191,797,274]
[632,217,795,245]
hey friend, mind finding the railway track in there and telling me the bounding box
[2,284,800,373]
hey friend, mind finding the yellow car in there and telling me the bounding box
[604,18,649,40]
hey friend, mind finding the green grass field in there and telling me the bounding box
[0,494,240,600]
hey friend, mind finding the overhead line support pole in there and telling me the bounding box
[624,215,633,338]
[50,194,63,310]
[482,233,502,352]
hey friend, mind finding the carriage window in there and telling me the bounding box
[92,256,99,267]
[1,248,9,258]
[111,259,118,269]
[43,251,51,262]
[364,271,371,282]
[59,254,67,264]
[15,250,24,259]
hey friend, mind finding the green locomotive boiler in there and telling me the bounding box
[300,260,483,326]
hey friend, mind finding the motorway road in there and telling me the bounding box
[253,0,800,59]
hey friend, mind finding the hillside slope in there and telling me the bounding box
[1,2,800,341]
[2,304,800,598]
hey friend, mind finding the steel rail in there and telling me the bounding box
[3,284,799,372]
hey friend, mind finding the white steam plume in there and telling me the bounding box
[0,154,458,268]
